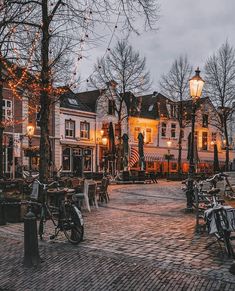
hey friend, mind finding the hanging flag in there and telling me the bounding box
[129,147,139,167]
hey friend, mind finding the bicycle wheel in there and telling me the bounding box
[223,230,235,258]
[62,203,84,244]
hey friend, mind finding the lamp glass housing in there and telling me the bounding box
[167,139,172,147]
[27,123,35,137]
[102,137,108,146]
[189,68,205,100]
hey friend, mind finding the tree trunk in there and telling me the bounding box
[224,119,230,171]
[116,119,122,172]
[0,61,4,177]
[39,0,51,182]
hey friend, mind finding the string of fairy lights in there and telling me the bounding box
[1,1,122,128]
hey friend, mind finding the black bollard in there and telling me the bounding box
[0,187,6,225]
[23,208,41,267]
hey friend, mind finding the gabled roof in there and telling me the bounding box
[132,92,173,120]
[60,88,93,112]
[75,89,104,112]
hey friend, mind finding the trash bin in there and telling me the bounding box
[5,197,21,223]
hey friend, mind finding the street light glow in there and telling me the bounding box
[189,67,205,100]
[26,123,35,138]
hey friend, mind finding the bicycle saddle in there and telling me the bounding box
[207,188,220,195]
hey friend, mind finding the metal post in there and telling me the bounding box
[23,207,40,267]
[167,149,170,180]
[186,102,196,212]
[28,137,32,177]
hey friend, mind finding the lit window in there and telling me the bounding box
[80,121,90,139]
[65,120,75,138]
[161,122,166,137]
[145,128,152,143]
[211,132,217,142]
[171,123,176,138]
[3,99,12,120]
[202,132,208,150]
[134,127,141,141]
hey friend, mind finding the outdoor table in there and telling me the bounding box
[47,188,67,206]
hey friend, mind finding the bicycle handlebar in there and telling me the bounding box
[34,179,59,190]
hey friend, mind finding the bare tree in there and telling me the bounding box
[159,55,193,174]
[204,41,235,171]
[3,0,159,181]
[90,39,152,170]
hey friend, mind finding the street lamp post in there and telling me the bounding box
[186,68,205,211]
[166,139,172,180]
[26,122,35,177]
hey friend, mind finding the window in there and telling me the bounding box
[62,147,71,171]
[80,121,90,139]
[202,114,208,128]
[65,120,75,138]
[170,105,176,118]
[36,105,41,127]
[134,127,141,141]
[202,132,208,150]
[68,98,78,106]
[180,129,184,139]
[3,99,12,120]
[211,132,217,142]
[108,99,115,115]
[83,148,92,171]
[171,123,176,138]
[161,122,166,137]
[145,128,152,143]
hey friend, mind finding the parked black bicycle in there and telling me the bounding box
[32,179,84,245]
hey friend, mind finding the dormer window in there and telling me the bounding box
[108,99,115,115]
[68,98,78,106]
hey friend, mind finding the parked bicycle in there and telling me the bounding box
[32,179,84,245]
[191,173,235,257]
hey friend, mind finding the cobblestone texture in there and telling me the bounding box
[1,181,235,290]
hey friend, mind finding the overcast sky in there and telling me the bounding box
[78,0,235,93]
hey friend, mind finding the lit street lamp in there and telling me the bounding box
[26,122,35,177]
[165,139,173,180]
[186,68,205,211]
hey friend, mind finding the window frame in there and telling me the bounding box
[80,121,90,139]
[171,123,176,138]
[65,119,75,139]
[3,99,13,121]
[161,122,167,137]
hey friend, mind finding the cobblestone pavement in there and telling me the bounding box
[1,181,235,290]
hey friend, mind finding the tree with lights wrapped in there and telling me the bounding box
[3,0,159,181]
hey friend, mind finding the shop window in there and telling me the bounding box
[134,127,141,141]
[62,147,71,171]
[3,99,12,120]
[80,121,90,139]
[145,128,152,143]
[65,119,75,138]
[84,149,92,171]
[108,99,115,115]
[171,123,176,138]
[202,114,208,128]
[202,132,208,150]
[161,122,166,137]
